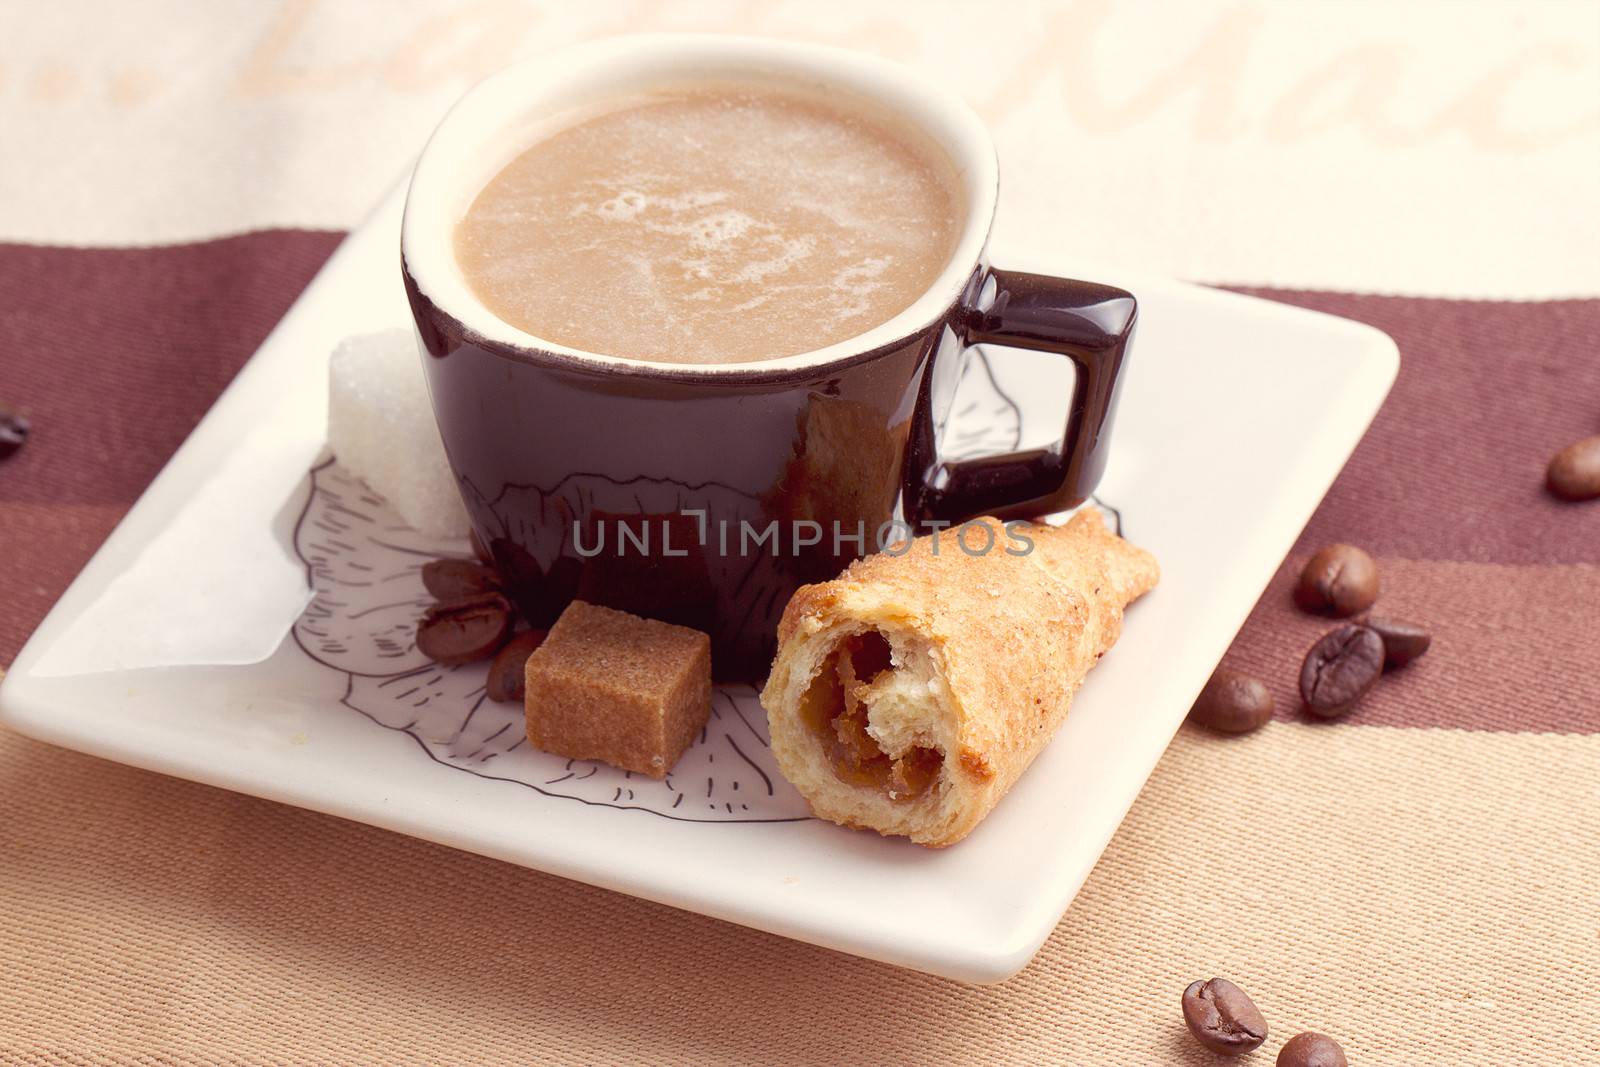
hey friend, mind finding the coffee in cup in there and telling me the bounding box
[453,86,962,365]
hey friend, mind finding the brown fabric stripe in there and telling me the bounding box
[1,235,1596,737]
[0,503,126,666]
[1231,289,1600,566]
[0,231,343,510]
[1222,555,1600,734]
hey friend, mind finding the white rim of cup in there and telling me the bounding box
[400,33,1000,377]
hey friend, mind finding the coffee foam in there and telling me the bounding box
[453,87,960,364]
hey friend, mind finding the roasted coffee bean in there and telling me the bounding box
[421,558,501,601]
[416,593,512,665]
[1189,669,1275,734]
[1366,616,1432,669]
[1276,1031,1348,1067]
[1546,434,1600,501]
[0,405,29,460]
[486,629,548,703]
[1181,977,1268,1055]
[1299,623,1384,718]
[1294,544,1379,617]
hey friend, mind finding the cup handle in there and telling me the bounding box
[904,268,1137,526]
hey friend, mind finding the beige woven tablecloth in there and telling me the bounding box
[3,3,1598,1063]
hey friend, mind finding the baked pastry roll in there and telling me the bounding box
[761,509,1158,847]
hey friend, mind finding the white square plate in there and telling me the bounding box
[0,183,1395,982]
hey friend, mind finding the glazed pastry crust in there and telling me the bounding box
[760,509,1159,847]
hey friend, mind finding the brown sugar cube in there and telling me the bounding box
[523,601,712,779]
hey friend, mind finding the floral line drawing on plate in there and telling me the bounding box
[290,458,812,823]
[287,345,1116,821]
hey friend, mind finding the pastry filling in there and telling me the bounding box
[799,630,944,801]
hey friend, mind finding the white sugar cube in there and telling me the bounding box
[327,329,470,541]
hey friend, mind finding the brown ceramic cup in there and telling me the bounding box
[402,35,1137,679]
